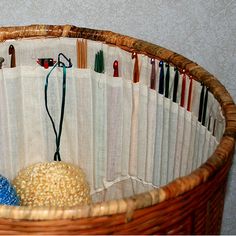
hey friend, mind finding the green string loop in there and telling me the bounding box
[45,63,67,161]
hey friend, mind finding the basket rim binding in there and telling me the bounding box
[0,24,235,221]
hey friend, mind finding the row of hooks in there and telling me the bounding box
[0,40,219,136]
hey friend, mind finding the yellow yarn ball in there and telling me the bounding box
[13,162,91,207]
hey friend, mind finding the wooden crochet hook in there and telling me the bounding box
[9,45,16,68]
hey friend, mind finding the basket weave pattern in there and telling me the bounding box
[0,25,235,235]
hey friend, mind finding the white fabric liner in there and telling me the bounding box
[0,38,225,203]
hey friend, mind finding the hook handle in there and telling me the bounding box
[113,60,119,77]
[0,57,4,69]
[132,52,139,83]
[158,61,164,94]
[9,45,16,68]
[150,58,156,90]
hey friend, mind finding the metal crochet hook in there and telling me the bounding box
[8,45,16,68]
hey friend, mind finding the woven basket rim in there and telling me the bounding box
[0,24,235,220]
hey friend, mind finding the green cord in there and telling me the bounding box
[45,63,67,161]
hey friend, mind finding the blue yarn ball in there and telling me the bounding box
[0,175,20,206]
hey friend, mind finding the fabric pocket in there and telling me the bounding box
[91,70,107,190]
[153,93,164,186]
[145,89,157,183]
[106,77,123,181]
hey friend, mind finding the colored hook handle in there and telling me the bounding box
[9,45,16,68]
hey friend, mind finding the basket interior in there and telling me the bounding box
[0,37,225,203]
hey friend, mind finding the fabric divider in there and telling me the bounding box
[191,79,202,118]
[137,84,148,181]
[75,69,94,192]
[91,71,107,190]
[129,83,139,177]
[121,80,132,177]
[145,89,157,183]
[118,48,133,81]
[106,77,123,181]
[208,135,219,157]
[205,91,215,129]
[173,106,184,179]
[197,121,207,167]
[167,101,178,182]
[214,107,225,142]
[192,121,201,170]
[0,68,25,179]
[176,70,182,104]
[180,110,192,177]
[153,93,164,186]
[185,75,191,109]
[160,97,171,186]
[138,54,152,87]
[168,66,175,101]
[202,129,211,163]
[186,114,197,175]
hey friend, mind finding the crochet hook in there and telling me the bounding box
[150,58,156,90]
[9,45,16,68]
[158,61,164,94]
[172,68,179,103]
[132,52,139,83]
[165,63,170,98]
[113,60,119,77]
[0,57,4,69]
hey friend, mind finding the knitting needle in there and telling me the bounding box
[76,39,81,68]
[99,50,104,73]
[83,39,87,68]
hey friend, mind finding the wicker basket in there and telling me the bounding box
[0,25,235,235]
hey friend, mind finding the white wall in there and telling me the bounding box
[0,0,235,233]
